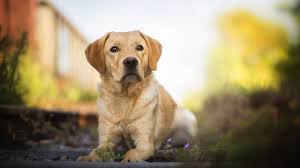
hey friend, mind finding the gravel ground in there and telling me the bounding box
[0,161,190,168]
[0,148,180,161]
[0,148,214,168]
[0,148,91,161]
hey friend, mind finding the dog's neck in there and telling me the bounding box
[99,73,153,98]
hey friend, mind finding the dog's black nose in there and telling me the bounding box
[123,57,138,69]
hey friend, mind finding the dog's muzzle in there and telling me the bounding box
[123,57,138,70]
[121,57,140,82]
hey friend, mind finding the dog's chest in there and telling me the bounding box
[97,79,160,134]
[108,97,133,121]
[98,96,140,123]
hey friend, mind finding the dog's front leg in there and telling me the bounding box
[77,120,118,161]
[121,117,155,163]
[77,142,115,161]
[121,134,154,162]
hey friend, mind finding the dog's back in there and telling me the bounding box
[154,85,197,149]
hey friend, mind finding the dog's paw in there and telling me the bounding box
[121,149,142,163]
[76,148,103,162]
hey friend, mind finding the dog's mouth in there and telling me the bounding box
[121,73,141,82]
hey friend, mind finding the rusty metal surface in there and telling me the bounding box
[0,105,98,149]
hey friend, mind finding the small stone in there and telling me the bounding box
[60,155,68,160]
[52,156,60,161]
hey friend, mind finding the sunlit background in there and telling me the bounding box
[0,0,298,110]
[51,0,297,104]
[1,0,300,163]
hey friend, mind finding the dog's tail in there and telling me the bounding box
[168,108,198,147]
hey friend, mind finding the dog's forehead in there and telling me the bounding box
[108,31,144,43]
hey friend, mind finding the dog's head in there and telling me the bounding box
[85,31,162,83]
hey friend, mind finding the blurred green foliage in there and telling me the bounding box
[184,11,289,110]
[207,10,288,92]
[0,33,97,107]
[20,56,98,107]
[0,33,27,105]
[79,90,98,102]
[194,90,300,162]
[19,53,97,107]
[183,2,300,163]
[276,4,300,94]
[19,51,59,106]
[62,84,98,102]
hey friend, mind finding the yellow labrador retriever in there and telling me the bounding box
[77,31,197,162]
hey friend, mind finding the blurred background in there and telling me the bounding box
[1,0,300,162]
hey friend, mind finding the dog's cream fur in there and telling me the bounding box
[77,31,197,162]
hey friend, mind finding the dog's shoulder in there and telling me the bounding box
[158,85,177,111]
[139,75,160,101]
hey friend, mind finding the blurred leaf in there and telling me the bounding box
[207,10,289,91]
[0,33,27,105]
[18,53,58,106]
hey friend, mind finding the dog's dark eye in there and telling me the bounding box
[110,46,119,53]
[136,45,144,51]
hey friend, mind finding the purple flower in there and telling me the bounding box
[184,143,190,150]
[166,138,172,144]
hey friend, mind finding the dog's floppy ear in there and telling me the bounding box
[85,33,110,74]
[139,32,162,71]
